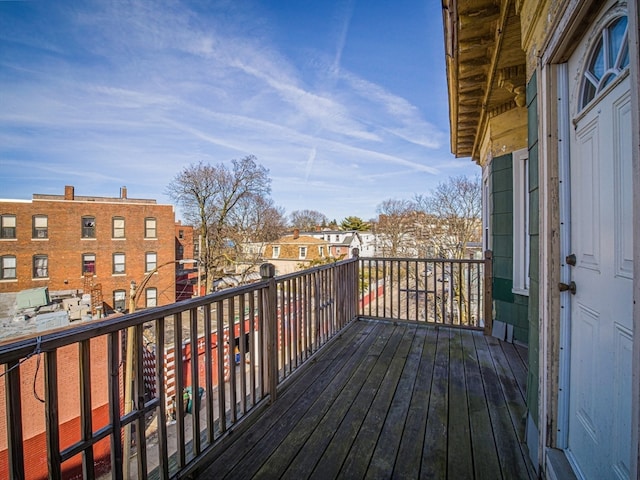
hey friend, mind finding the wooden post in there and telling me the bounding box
[260,263,278,403]
[483,250,493,335]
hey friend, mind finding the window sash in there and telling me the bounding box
[1,256,17,279]
[83,254,96,274]
[146,252,157,272]
[113,253,126,274]
[146,288,157,307]
[82,217,96,238]
[1,215,16,239]
[33,216,48,238]
[33,256,48,278]
[113,218,125,238]
[114,290,126,311]
[145,218,157,238]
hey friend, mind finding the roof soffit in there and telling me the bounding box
[444,0,527,161]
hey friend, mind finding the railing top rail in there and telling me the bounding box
[360,256,485,264]
[273,257,358,283]
[0,257,360,363]
[0,280,269,362]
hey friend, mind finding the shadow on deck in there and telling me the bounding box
[195,319,535,479]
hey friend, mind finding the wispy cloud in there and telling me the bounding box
[0,0,477,219]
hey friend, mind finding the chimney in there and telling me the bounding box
[293,228,300,239]
[64,185,75,200]
[120,186,127,199]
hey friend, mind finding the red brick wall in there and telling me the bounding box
[0,191,176,310]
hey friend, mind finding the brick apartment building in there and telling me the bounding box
[0,185,178,315]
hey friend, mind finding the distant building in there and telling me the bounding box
[300,229,369,258]
[175,222,199,300]
[0,185,177,316]
[264,229,330,275]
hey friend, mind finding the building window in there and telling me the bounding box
[512,148,529,294]
[272,246,280,258]
[82,254,96,275]
[319,246,325,257]
[299,247,307,259]
[145,218,157,238]
[146,288,157,308]
[113,253,126,274]
[113,290,126,312]
[145,252,157,272]
[82,216,96,238]
[177,244,184,258]
[580,16,629,109]
[33,255,48,278]
[1,215,16,239]
[32,215,48,239]
[112,217,125,239]
[1,256,17,279]
[178,229,184,239]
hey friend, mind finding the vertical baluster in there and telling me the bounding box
[44,350,61,480]
[189,307,201,456]
[134,323,147,477]
[216,301,226,432]
[239,294,247,414]
[228,298,237,423]
[203,304,214,444]
[79,340,95,480]
[173,312,186,468]
[108,332,123,480]
[5,360,25,480]
[155,317,169,480]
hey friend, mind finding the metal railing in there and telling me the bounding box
[359,251,492,331]
[0,258,359,480]
[0,252,489,479]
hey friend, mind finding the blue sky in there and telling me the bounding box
[0,0,477,222]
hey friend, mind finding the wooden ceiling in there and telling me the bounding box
[442,0,527,161]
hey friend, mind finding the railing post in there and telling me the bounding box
[352,249,360,321]
[260,263,278,403]
[483,250,493,335]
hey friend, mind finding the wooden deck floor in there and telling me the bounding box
[197,319,535,479]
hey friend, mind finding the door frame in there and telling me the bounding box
[537,1,640,478]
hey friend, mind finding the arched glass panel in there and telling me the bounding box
[580,15,629,109]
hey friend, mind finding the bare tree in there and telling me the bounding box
[167,156,271,293]
[227,195,287,282]
[375,199,416,256]
[414,175,482,325]
[414,175,481,259]
[288,209,328,231]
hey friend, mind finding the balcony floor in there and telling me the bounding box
[197,319,535,479]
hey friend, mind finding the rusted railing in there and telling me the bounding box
[0,258,359,480]
[359,251,492,331]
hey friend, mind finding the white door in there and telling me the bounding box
[566,18,633,479]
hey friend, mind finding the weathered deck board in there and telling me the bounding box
[197,320,535,479]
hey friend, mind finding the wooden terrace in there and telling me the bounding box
[0,255,535,479]
[196,319,534,479]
